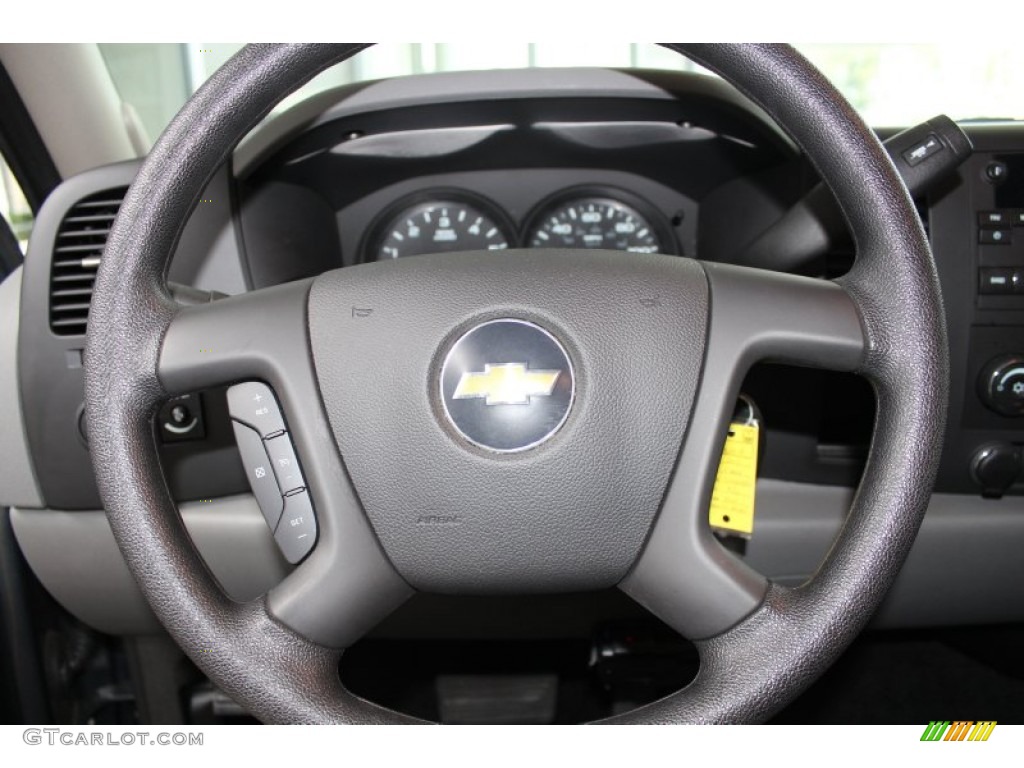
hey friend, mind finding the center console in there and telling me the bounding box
[931,125,1024,496]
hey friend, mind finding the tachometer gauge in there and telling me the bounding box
[527,194,670,254]
[372,196,513,260]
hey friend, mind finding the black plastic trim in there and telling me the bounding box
[0,507,51,723]
[0,212,20,277]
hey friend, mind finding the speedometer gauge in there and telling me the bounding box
[372,196,512,260]
[527,194,669,254]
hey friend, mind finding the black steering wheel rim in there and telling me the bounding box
[84,44,947,724]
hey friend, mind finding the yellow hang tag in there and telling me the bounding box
[709,422,759,537]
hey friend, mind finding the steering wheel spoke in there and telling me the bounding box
[700,262,866,372]
[158,278,413,648]
[621,263,866,640]
[159,278,313,397]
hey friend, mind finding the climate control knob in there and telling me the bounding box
[978,353,1024,416]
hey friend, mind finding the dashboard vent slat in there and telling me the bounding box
[63,213,118,224]
[48,186,128,336]
[58,227,113,240]
[51,302,94,314]
[53,258,96,268]
[51,317,93,330]
[54,243,107,255]
[73,197,124,209]
[50,287,95,299]
[51,274,97,284]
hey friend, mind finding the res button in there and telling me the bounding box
[227,382,286,437]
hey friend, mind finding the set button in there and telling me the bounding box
[274,491,318,564]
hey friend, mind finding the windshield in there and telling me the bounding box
[99,43,1024,153]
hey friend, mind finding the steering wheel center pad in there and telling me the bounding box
[310,249,706,592]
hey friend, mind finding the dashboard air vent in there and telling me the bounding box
[49,187,128,336]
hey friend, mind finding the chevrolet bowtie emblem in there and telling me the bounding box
[440,319,574,452]
[453,363,561,406]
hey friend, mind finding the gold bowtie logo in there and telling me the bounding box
[453,363,561,406]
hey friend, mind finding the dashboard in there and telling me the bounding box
[4,67,1024,640]
[232,68,795,286]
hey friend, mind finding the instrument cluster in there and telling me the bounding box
[363,186,677,262]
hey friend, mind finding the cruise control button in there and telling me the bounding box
[227,382,286,437]
[274,490,317,564]
[265,432,305,493]
[231,420,284,530]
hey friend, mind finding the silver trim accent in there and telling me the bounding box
[162,417,199,434]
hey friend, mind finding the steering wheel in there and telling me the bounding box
[84,44,947,723]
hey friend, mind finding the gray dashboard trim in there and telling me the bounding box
[11,482,1023,636]
[746,480,1024,629]
[0,268,43,509]
[16,159,249,510]
[10,496,290,635]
